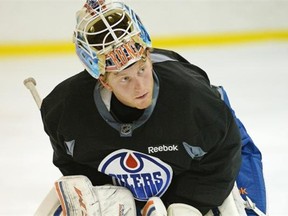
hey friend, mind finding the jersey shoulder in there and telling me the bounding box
[42,71,95,106]
[151,48,210,82]
[40,71,96,131]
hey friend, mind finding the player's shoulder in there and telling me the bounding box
[56,70,94,91]
[47,70,95,97]
[41,70,96,111]
[151,48,210,82]
[151,48,190,64]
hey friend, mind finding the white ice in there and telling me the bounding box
[0,42,287,215]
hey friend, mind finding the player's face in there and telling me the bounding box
[103,55,154,109]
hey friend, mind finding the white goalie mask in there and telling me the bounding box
[74,0,152,79]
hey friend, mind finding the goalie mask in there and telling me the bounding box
[74,0,152,79]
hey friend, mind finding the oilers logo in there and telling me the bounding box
[98,149,173,201]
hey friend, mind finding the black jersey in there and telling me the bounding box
[41,48,241,214]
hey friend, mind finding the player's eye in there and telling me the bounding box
[138,66,145,74]
[120,76,130,82]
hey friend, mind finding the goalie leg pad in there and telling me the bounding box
[92,184,137,216]
[218,191,241,216]
[55,175,136,216]
[55,175,97,216]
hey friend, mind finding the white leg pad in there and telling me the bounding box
[167,203,202,216]
[204,184,247,216]
[55,175,98,216]
[217,192,240,216]
[231,183,248,216]
[55,175,136,216]
[92,184,137,216]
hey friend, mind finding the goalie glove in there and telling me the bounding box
[54,175,137,216]
[141,197,202,216]
[167,203,202,216]
[141,197,167,216]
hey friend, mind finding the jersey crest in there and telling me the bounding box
[98,149,173,201]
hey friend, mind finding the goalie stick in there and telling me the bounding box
[24,77,62,215]
[23,77,42,109]
[34,188,62,216]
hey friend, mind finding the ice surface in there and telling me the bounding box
[1,42,287,215]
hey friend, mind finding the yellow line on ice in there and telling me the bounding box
[1,30,288,57]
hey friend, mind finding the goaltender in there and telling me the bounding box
[41,0,241,215]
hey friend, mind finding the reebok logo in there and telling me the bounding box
[148,145,178,154]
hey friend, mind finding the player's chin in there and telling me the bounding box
[134,97,152,110]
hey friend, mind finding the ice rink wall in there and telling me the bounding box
[1,0,288,56]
